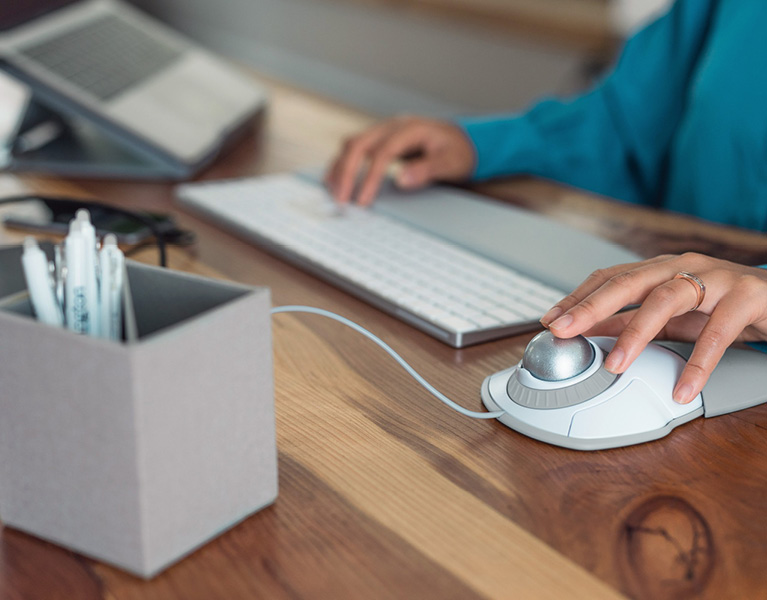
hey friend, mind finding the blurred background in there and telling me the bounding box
[127,0,671,116]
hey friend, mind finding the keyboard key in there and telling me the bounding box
[438,315,480,333]
[471,314,504,329]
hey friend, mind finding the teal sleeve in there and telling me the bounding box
[456,0,717,206]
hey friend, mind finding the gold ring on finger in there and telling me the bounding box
[673,271,706,311]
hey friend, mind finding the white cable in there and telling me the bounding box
[271,305,505,420]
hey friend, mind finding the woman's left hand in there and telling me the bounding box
[539,253,767,404]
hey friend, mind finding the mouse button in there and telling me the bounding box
[568,379,674,440]
[666,391,703,418]
[650,345,703,416]
[623,344,702,417]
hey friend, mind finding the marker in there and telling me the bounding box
[21,237,64,327]
[64,220,90,334]
[54,243,64,310]
[76,209,100,337]
[98,234,124,340]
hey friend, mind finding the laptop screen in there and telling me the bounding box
[0,0,80,32]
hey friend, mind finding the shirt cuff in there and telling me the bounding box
[455,113,547,181]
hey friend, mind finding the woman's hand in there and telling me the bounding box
[324,116,475,206]
[539,253,767,404]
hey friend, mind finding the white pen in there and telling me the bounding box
[64,220,90,334]
[21,237,64,327]
[98,233,124,341]
[76,209,100,337]
[54,243,64,310]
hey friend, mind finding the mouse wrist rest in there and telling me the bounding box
[655,342,767,418]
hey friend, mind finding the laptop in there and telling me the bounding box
[0,0,267,179]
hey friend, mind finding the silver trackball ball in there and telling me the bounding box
[521,330,595,382]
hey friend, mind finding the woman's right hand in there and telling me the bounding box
[540,253,767,404]
[324,116,476,206]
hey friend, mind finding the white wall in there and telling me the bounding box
[611,0,673,36]
[130,0,597,117]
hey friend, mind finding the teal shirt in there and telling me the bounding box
[458,0,767,231]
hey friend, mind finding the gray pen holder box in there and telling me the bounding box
[0,259,277,578]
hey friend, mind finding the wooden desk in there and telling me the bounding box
[2,75,767,600]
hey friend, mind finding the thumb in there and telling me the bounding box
[395,158,436,190]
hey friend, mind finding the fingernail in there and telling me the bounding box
[604,347,625,373]
[673,383,695,404]
[549,313,573,331]
[540,306,563,326]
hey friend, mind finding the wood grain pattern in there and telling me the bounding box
[2,73,767,599]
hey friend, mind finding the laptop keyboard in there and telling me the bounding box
[20,14,183,101]
[177,174,567,347]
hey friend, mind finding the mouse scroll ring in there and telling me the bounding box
[674,271,706,311]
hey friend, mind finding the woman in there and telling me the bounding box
[325,0,767,402]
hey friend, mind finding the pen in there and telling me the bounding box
[54,243,64,310]
[98,234,124,340]
[64,220,90,334]
[76,209,100,337]
[21,237,64,327]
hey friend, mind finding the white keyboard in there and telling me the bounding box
[177,174,567,347]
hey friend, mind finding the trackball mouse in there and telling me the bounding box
[481,330,767,450]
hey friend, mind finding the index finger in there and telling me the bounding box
[546,256,697,338]
[355,125,432,206]
[540,256,669,327]
[326,122,395,204]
